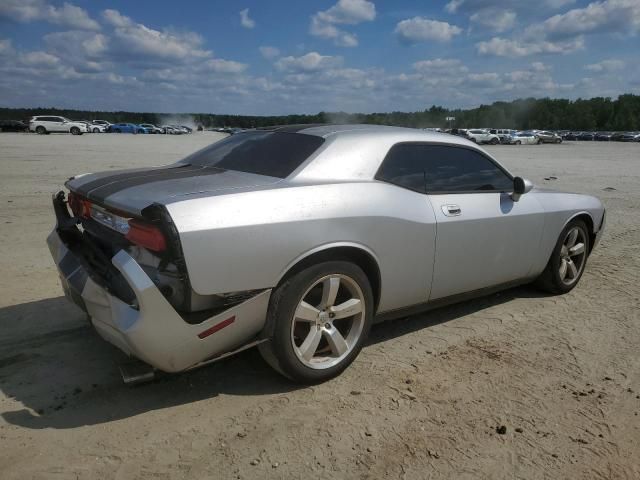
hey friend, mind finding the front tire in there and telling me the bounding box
[259,261,374,383]
[535,220,590,294]
[490,137,499,145]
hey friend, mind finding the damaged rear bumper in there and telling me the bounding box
[47,196,271,373]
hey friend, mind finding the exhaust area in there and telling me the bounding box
[119,359,156,385]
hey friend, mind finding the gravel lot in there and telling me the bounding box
[1,132,639,479]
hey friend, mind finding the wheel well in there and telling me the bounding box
[573,213,595,253]
[278,247,382,313]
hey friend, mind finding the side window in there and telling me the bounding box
[376,144,513,194]
[423,145,513,193]
[375,144,428,193]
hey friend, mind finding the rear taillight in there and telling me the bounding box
[67,192,91,218]
[125,220,167,252]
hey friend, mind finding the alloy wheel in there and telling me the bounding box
[559,226,587,285]
[290,274,366,370]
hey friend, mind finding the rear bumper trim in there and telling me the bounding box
[48,228,271,372]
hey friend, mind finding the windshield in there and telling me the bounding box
[185,131,325,179]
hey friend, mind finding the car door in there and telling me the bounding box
[50,117,66,132]
[419,144,545,300]
[374,144,439,302]
[40,117,54,131]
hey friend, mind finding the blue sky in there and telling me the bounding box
[0,0,638,115]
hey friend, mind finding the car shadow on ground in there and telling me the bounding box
[0,286,550,430]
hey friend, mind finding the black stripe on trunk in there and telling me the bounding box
[74,163,200,198]
[84,165,227,202]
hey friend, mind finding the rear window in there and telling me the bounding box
[185,131,325,178]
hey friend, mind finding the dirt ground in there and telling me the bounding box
[0,132,638,479]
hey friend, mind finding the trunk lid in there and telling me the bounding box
[66,163,281,215]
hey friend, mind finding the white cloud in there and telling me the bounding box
[0,39,15,56]
[528,0,640,40]
[0,0,99,30]
[444,0,515,14]
[545,0,576,7]
[474,0,640,58]
[395,17,462,43]
[102,9,211,63]
[585,59,625,72]
[470,9,516,32]
[202,58,248,74]
[275,52,343,73]
[239,8,255,29]
[476,36,584,56]
[314,0,376,24]
[466,72,501,87]
[259,46,280,59]
[102,9,133,28]
[412,58,469,75]
[309,0,376,47]
[20,51,60,68]
[44,31,109,58]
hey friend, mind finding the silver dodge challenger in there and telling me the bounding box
[48,124,605,383]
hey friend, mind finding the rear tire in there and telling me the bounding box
[93,127,100,133]
[259,261,373,383]
[70,127,80,135]
[114,128,121,133]
[515,140,521,145]
[36,126,46,135]
[490,137,499,145]
[535,220,590,294]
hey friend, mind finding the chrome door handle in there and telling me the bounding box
[442,204,462,216]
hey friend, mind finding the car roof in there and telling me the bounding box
[260,123,474,145]
[272,123,499,183]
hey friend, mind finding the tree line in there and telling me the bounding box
[2,94,639,131]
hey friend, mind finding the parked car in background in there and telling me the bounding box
[466,129,500,144]
[76,121,95,132]
[536,131,562,144]
[140,123,165,134]
[562,132,580,140]
[489,129,517,144]
[594,132,613,141]
[91,120,111,130]
[513,132,540,145]
[48,124,605,383]
[162,125,182,134]
[446,128,468,138]
[167,125,192,134]
[108,123,147,134]
[501,134,522,145]
[29,116,87,135]
[89,123,108,133]
[0,120,28,132]
[577,132,595,141]
[618,132,640,142]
